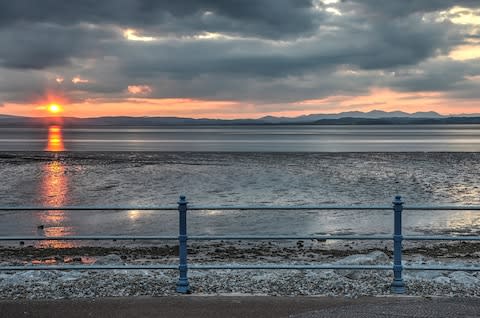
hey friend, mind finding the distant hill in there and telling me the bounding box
[0,115,263,127]
[0,111,480,126]
[312,117,480,125]
[260,110,446,123]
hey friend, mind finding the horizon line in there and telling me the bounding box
[2,109,480,121]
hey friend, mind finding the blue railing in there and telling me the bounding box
[0,195,480,294]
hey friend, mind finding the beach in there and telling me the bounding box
[1,240,480,299]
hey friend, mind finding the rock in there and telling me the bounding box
[412,271,445,281]
[332,251,389,280]
[342,270,372,280]
[335,251,389,265]
[305,270,337,280]
[432,276,451,284]
[57,271,84,282]
[448,271,479,287]
[93,254,123,265]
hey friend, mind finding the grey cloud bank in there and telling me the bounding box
[0,0,479,111]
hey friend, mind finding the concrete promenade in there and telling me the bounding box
[1,296,479,318]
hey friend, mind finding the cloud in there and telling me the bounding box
[72,76,90,84]
[0,69,51,103]
[0,0,321,39]
[127,85,152,95]
[344,0,480,17]
[384,58,480,92]
[0,23,117,70]
[0,0,479,112]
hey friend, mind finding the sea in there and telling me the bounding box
[0,125,480,152]
[0,124,479,247]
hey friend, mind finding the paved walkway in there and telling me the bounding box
[1,296,479,318]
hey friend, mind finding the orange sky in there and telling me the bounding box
[2,87,480,119]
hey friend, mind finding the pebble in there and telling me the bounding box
[0,251,479,299]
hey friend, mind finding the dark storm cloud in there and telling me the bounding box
[384,58,480,92]
[115,14,459,80]
[0,0,320,39]
[0,0,479,107]
[0,24,118,70]
[0,68,52,104]
[345,0,480,17]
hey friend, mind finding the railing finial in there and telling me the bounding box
[178,195,187,204]
[393,195,403,204]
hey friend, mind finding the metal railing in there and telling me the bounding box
[0,195,480,294]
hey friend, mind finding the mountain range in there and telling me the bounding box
[1,110,480,126]
[259,110,449,123]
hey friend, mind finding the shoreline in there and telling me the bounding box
[1,241,479,299]
[1,240,480,262]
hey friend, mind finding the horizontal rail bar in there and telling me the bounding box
[0,236,177,241]
[1,264,478,271]
[0,235,392,241]
[404,235,480,241]
[0,205,390,211]
[404,206,480,211]
[189,264,392,270]
[189,205,392,210]
[0,264,392,271]
[189,235,392,240]
[1,235,478,242]
[404,265,480,271]
[0,265,178,271]
[0,206,177,211]
[1,205,480,212]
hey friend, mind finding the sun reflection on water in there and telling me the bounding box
[45,125,65,152]
[446,211,480,234]
[36,151,75,248]
[128,210,141,221]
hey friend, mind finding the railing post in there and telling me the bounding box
[176,195,190,293]
[391,195,405,294]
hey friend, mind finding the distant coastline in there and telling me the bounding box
[1,110,480,127]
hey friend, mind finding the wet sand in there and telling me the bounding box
[1,241,479,265]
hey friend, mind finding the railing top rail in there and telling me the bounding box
[404,205,480,210]
[0,234,478,241]
[189,205,392,210]
[0,206,178,211]
[1,204,480,211]
[191,205,480,210]
[0,234,393,241]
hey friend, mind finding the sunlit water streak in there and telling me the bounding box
[45,125,65,152]
[36,126,75,247]
[0,125,479,151]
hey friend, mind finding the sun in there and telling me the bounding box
[47,104,62,114]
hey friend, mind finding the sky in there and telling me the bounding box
[1,0,480,119]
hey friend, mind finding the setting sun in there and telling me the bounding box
[48,104,62,114]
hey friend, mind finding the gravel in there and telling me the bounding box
[1,250,479,299]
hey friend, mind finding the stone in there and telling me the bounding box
[334,251,389,265]
[448,271,479,287]
[432,276,451,284]
[413,271,445,281]
[93,254,123,265]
